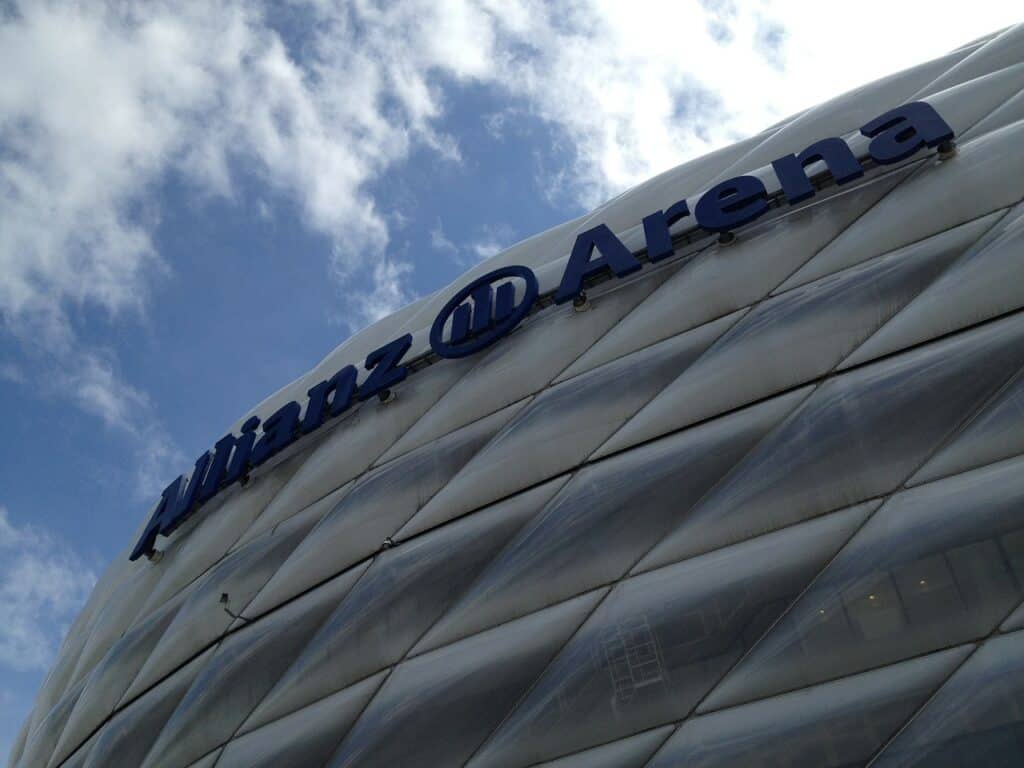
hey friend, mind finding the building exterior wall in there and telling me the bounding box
[11,23,1024,768]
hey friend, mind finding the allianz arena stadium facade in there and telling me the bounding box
[12,23,1024,768]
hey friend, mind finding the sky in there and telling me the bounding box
[0,0,1020,759]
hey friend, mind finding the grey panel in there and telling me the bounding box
[326,591,606,768]
[609,215,989,443]
[468,508,869,767]
[536,727,673,768]
[417,388,808,655]
[13,679,85,768]
[126,509,313,701]
[242,479,554,732]
[218,673,385,768]
[52,591,187,766]
[842,204,1022,371]
[650,646,971,768]
[872,632,1024,768]
[83,651,212,768]
[139,564,369,768]
[410,311,739,526]
[704,454,1024,712]
[246,402,521,616]
[639,311,1024,573]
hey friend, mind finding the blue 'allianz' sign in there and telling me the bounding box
[130,102,954,561]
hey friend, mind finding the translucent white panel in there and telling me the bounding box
[872,632,1024,768]
[83,650,211,768]
[183,750,222,768]
[703,455,1024,713]
[245,356,476,538]
[325,591,606,768]
[961,89,1024,141]
[561,170,911,381]
[914,24,1024,97]
[124,509,314,702]
[7,718,30,768]
[778,120,1024,292]
[1002,600,1024,633]
[31,543,142,719]
[52,735,92,768]
[19,614,98,754]
[535,727,673,768]
[53,591,187,767]
[132,448,305,623]
[243,480,554,733]
[140,563,369,768]
[602,217,982,455]
[922,63,1024,139]
[219,673,385,768]
[246,402,521,617]
[416,389,806,656]
[231,478,351,554]
[638,312,1024,573]
[13,679,85,768]
[467,508,868,768]
[912,367,1024,486]
[61,566,165,702]
[650,646,971,768]
[380,274,661,462]
[842,205,1022,369]
[407,313,738,536]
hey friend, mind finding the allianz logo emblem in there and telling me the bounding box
[430,265,539,359]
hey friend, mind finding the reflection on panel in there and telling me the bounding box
[417,389,808,655]
[219,673,385,768]
[841,205,1020,370]
[53,590,187,767]
[705,455,1024,711]
[84,650,212,768]
[469,508,868,767]
[125,510,312,701]
[326,591,606,768]
[243,479,559,732]
[652,646,970,768]
[536,727,673,768]
[608,214,988,449]
[872,632,1024,767]
[13,679,85,768]
[414,311,738,526]
[139,563,369,768]
[247,402,521,616]
[639,311,1024,573]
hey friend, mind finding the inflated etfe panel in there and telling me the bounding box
[12,24,1024,768]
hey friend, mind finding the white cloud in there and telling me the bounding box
[349,258,416,326]
[2,1,1019,337]
[0,507,96,672]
